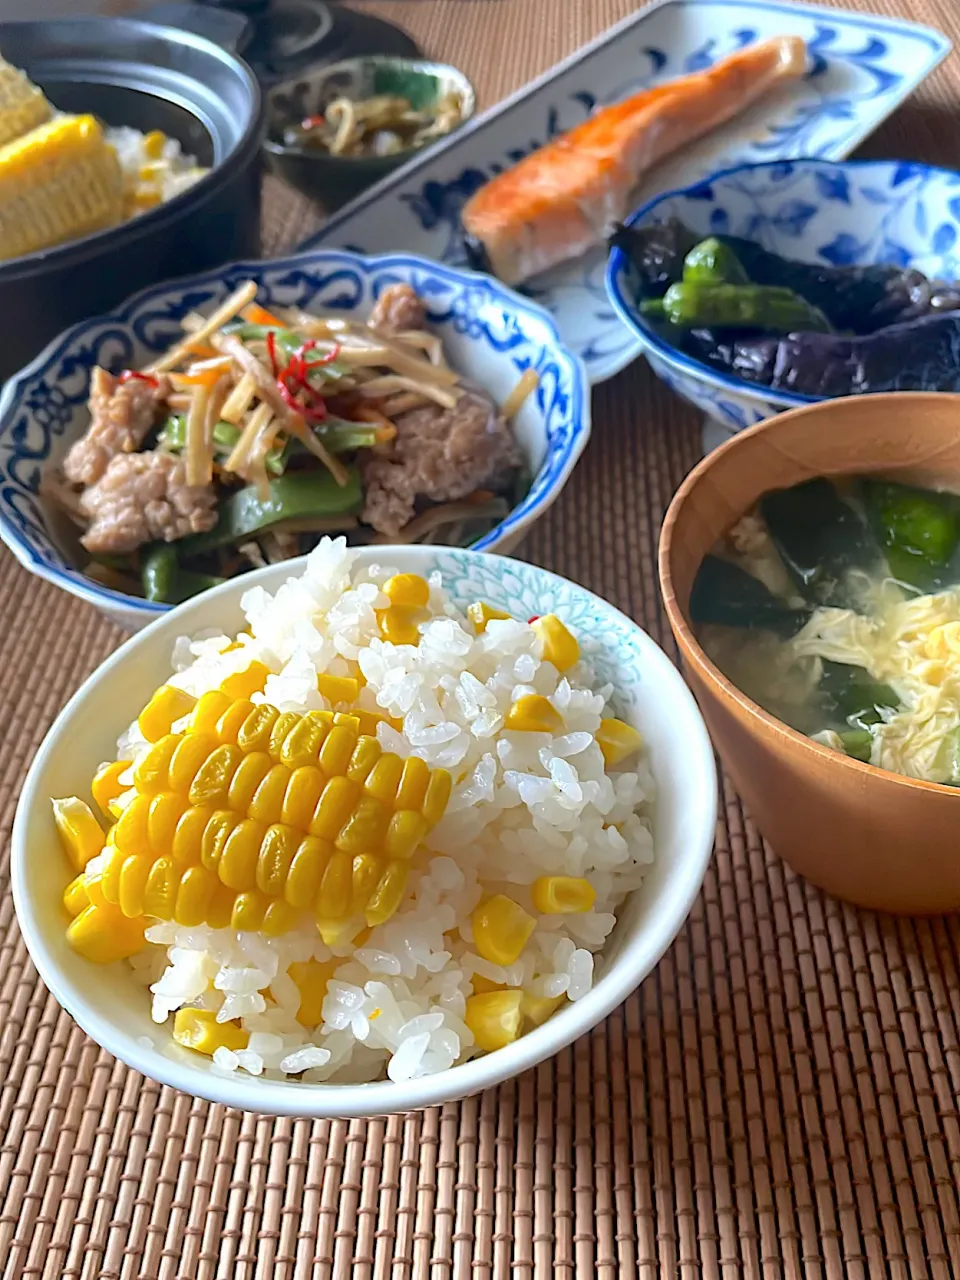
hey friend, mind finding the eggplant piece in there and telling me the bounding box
[760,479,881,608]
[689,554,810,636]
[694,311,960,398]
[609,219,699,297]
[861,479,960,590]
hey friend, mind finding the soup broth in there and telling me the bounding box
[691,475,960,784]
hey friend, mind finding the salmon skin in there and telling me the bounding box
[461,36,808,286]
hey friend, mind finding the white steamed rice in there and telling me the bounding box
[116,539,655,1083]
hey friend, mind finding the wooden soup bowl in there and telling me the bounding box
[659,393,960,914]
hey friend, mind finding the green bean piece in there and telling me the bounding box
[659,282,832,333]
[861,479,960,590]
[689,555,810,637]
[141,543,180,603]
[682,237,750,287]
[179,467,364,555]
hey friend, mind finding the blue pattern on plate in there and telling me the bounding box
[0,252,589,627]
[298,0,950,383]
[605,157,960,433]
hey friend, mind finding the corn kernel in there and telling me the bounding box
[232,890,267,931]
[346,735,381,784]
[67,902,146,964]
[364,860,409,927]
[219,819,266,891]
[147,792,187,854]
[465,990,523,1052]
[471,974,505,995]
[521,991,564,1027]
[268,711,301,760]
[333,711,360,732]
[99,845,124,905]
[377,607,420,646]
[319,724,359,776]
[364,754,404,805]
[317,673,360,705]
[531,614,579,672]
[384,810,427,860]
[52,796,106,871]
[200,808,241,871]
[285,836,332,908]
[142,129,167,160]
[114,793,150,856]
[504,694,564,734]
[143,855,178,918]
[237,703,280,752]
[256,823,299,897]
[466,601,511,632]
[351,853,382,912]
[248,763,292,826]
[189,689,232,736]
[530,876,596,914]
[281,766,326,829]
[220,660,270,701]
[169,733,219,793]
[175,864,217,926]
[63,873,89,917]
[138,685,197,743]
[383,573,430,609]
[227,751,272,813]
[216,699,256,745]
[310,775,360,841]
[596,718,643,766]
[280,716,326,769]
[336,796,391,854]
[91,760,131,816]
[317,850,352,920]
[288,958,339,1027]
[262,899,299,936]
[206,881,237,929]
[173,1008,247,1056]
[134,734,181,795]
[422,770,452,826]
[85,873,108,909]
[172,804,214,866]
[119,853,151,917]
[472,895,535,966]
[395,756,430,810]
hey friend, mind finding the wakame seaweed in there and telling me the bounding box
[688,555,810,636]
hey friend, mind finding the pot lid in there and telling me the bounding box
[190,0,421,85]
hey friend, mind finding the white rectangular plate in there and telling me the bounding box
[300,0,950,383]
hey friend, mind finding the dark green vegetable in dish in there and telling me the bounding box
[142,544,225,605]
[836,728,873,762]
[760,479,881,608]
[181,468,364,555]
[658,282,831,333]
[688,554,810,636]
[681,237,749,287]
[818,660,899,729]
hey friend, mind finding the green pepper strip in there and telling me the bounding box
[223,322,349,381]
[178,467,364,555]
[141,543,224,605]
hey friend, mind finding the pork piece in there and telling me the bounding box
[64,367,171,487]
[360,389,521,536]
[79,450,217,555]
[368,283,428,335]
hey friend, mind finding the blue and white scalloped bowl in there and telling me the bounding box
[0,251,590,631]
[606,157,960,434]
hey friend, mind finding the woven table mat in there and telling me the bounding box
[5,1,960,1276]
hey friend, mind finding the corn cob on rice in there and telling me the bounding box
[53,540,655,1083]
[0,55,207,262]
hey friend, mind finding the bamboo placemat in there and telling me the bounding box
[5,1,960,1275]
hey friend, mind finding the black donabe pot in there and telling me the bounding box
[0,8,264,382]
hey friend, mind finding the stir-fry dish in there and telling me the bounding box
[284,90,464,158]
[51,544,653,1082]
[615,218,960,396]
[0,56,206,262]
[693,475,960,784]
[49,283,531,603]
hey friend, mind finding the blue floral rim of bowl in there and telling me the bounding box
[605,155,960,410]
[0,249,589,622]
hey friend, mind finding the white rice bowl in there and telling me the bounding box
[13,545,717,1116]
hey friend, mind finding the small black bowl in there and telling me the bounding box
[0,5,264,382]
[264,55,475,210]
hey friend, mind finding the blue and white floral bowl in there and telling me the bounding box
[0,251,590,630]
[606,157,960,433]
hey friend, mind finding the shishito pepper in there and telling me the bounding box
[658,281,832,333]
[681,236,750,287]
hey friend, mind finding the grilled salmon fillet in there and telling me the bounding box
[461,36,808,285]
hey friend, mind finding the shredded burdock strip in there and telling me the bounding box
[184,384,212,486]
[220,372,258,425]
[146,281,258,373]
[354,375,459,409]
[501,368,540,419]
[225,401,274,476]
[215,334,350,486]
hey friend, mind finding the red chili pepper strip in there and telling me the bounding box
[528,616,540,624]
[302,342,342,368]
[265,329,278,378]
[301,114,325,130]
[119,370,159,387]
